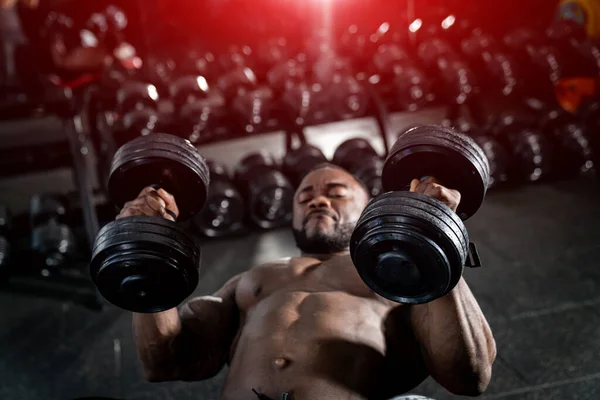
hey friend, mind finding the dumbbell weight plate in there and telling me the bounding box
[354,225,450,303]
[195,180,246,238]
[356,192,468,263]
[235,153,294,229]
[108,134,210,221]
[248,170,294,229]
[30,194,66,227]
[91,216,200,313]
[283,145,328,187]
[117,82,158,113]
[351,192,467,304]
[353,156,384,198]
[473,135,510,188]
[31,221,76,267]
[332,138,378,167]
[235,152,279,183]
[384,126,489,220]
[195,162,246,238]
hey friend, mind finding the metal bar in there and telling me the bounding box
[364,84,391,158]
[65,110,105,311]
[65,114,99,251]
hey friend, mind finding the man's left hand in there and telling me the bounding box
[409,177,461,212]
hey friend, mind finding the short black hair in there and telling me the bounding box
[304,162,371,198]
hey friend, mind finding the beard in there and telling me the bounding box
[293,221,356,254]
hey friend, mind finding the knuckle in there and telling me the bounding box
[118,208,137,218]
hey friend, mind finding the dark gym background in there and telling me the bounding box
[2,0,600,399]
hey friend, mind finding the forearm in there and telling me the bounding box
[409,278,496,395]
[132,309,182,381]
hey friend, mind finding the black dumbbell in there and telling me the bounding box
[546,18,589,45]
[539,108,595,176]
[449,119,510,189]
[502,28,561,99]
[544,27,600,98]
[417,38,476,105]
[332,138,384,198]
[194,161,245,238]
[350,125,490,304]
[492,112,553,183]
[0,203,12,277]
[330,73,370,121]
[83,5,128,49]
[184,52,220,81]
[340,24,380,68]
[472,132,511,189]
[169,75,224,143]
[117,81,159,113]
[170,75,211,113]
[281,81,333,126]
[231,86,277,133]
[112,82,161,146]
[369,44,433,111]
[282,144,329,187]
[460,30,519,97]
[234,152,294,229]
[30,194,76,275]
[41,12,82,58]
[267,58,307,94]
[217,66,259,101]
[299,83,335,126]
[218,45,253,73]
[90,133,210,313]
[256,37,289,73]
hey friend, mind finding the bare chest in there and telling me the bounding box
[235,255,382,311]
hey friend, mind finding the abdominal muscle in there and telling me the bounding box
[220,290,423,400]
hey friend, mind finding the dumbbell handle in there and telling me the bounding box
[403,176,439,191]
[149,184,178,222]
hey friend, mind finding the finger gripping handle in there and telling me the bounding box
[149,184,177,222]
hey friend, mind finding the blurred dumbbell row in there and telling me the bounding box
[192,96,600,241]
[344,18,599,114]
[446,98,600,188]
[7,5,598,139]
[193,137,383,238]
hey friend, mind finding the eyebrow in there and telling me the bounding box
[297,182,349,195]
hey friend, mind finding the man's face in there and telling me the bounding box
[292,167,369,254]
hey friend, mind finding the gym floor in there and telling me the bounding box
[1,118,600,400]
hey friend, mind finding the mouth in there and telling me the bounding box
[304,211,337,225]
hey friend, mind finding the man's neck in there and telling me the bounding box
[300,248,350,261]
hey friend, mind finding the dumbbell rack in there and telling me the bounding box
[0,86,106,311]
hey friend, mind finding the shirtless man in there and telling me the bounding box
[126,163,496,400]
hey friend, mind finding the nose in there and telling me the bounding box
[308,195,331,209]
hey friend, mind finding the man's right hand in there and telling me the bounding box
[117,186,179,222]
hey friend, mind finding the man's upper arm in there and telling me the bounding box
[406,279,496,396]
[174,274,242,381]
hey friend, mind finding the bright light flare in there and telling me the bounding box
[196,76,209,92]
[441,15,456,30]
[147,85,159,101]
[409,19,422,33]
[377,22,390,35]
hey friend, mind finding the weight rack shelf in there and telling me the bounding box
[0,89,105,311]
